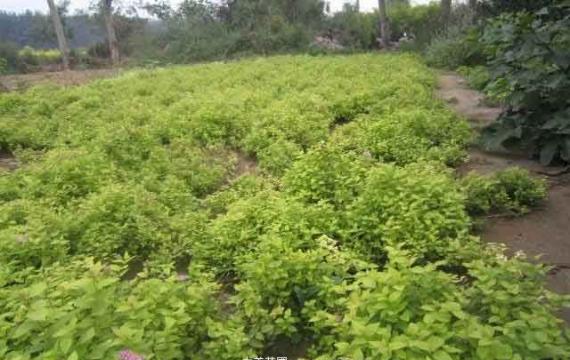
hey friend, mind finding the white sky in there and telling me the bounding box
[0,0,433,15]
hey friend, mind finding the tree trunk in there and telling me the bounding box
[377,0,390,48]
[468,0,477,9]
[441,0,452,23]
[102,0,119,65]
[46,0,70,71]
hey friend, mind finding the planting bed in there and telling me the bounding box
[0,54,567,359]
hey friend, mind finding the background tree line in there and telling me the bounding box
[0,0,565,74]
[0,0,464,72]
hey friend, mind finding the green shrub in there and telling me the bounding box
[0,41,23,73]
[425,26,485,69]
[0,258,249,360]
[256,139,304,176]
[0,199,70,269]
[493,168,547,210]
[389,3,444,49]
[68,184,173,259]
[0,54,566,357]
[139,0,320,64]
[142,175,201,213]
[480,5,570,164]
[198,191,337,275]
[457,65,491,91]
[309,248,472,359]
[139,141,234,197]
[203,174,276,215]
[18,47,62,66]
[461,168,547,215]
[232,236,368,349]
[479,0,556,16]
[308,248,570,360]
[0,57,7,75]
[330,109,471,167]
[324,7,377,49]
[15,148,117,206]
[283,145,370,209]
[345,164,470,263]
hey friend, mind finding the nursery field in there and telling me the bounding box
[0,54,568,359]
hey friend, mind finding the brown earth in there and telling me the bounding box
[0,151,19,172]
[0,68,120,92]
[437,72,570,323]
[234,150,258,177]
[437,74,503,131]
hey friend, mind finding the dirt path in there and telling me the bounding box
[0,68,120,92]
[437,72,570,322]
[0,151,19,172]
[437,74,503,131]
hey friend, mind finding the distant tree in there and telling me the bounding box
[101,0,120,64]
[223,0,324,30]
[281,0,325,25]
[46,0,70,70]
[26,4,74,48]
[441,0,451,23]
[478,0,554,16]
[0,10,104,49]
[143,0,173,20]
[377,0,390,47]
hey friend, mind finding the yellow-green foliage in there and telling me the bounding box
[0,54,567,359]
[18,47,62,65]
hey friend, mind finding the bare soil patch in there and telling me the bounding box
[0,151,18,172]
[437,72,570,323]
[234,151,258,177]
[437,73,503,131]
[0,69,120,92]
[458,148,568,176]
[481,177,570,322]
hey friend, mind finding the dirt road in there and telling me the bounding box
[0,68,119,92]
[437,73,570,322]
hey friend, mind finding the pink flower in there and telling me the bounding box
[118,349,144,360]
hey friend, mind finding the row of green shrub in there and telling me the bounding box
[0,41,97,74]
[0,54,566,359]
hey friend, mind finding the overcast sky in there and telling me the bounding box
[1,0,432,15]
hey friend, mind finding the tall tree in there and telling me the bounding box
[101,0,119,65]
[377,0,390,47]
[46,0,70,70]
[441,0,452,23]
